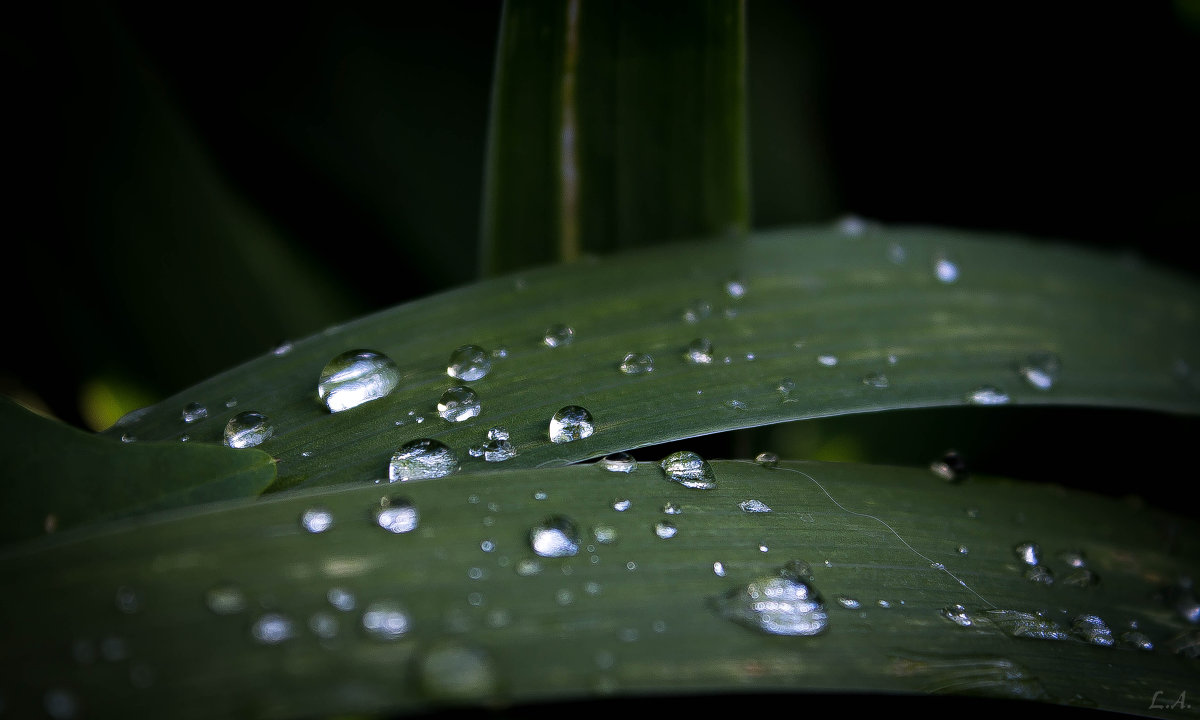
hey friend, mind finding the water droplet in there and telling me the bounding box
[593,525,617,544]
[224,397,238,408]
[934,254,959,283]
[361,600,410,640]
[273,340,294,356]
[683,300,713,324]
[714,571,829,636]
[205,585,247,615]
[725,279,746,299]
[1018,352,1061,390]
[549,405,595,443]
[598,452,637,473]
[373,496,419,534]
[529,516,581,558]
[941,604,974,627]
[492,346,509,359]
[930,450,968,482]
[724,399,748,411]
[983,609,1070,641]
[327,587,356,612]
[483,439,516,462]
[1121,630,1154,651]
[967,385,1010,405]
[317,349,401,412]
[178,433,191,443]
[957,545,969,555]
[543,323,575,348]
[836,214,869,236]
[713,561,727,577]
[654,521,678,539]
[775,377,796,403]
[418,643,498,702]
[661,451,717,489]
[861,372,889,388]
[817,354,838,367]
[389,438,459,481]
[755,452,780,468]
[887,242,906,264]
[300,507,334,534]
[619,352,654,375]
[662,502,682,515]
[437,386,481,422]
[1014,542,1041,566]
[487,426,510,441]
[447,345,492,382]
[181,402,208,423]
[251,613,296,644]
[684,338,714,364]
[612,498,631,512]
[877,600,892,608]
[836,595,862,610]
[223,411,273,449]
[120,432,136,443]
[1071,614,1114,647]
[739,499,772,513]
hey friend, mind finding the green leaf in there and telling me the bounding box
[1,460,1195,718]
[99,225,1200,494]
[0,397,276,544]
[481,0,750,274]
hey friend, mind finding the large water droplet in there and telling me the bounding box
[684,338,714,364]
[251,613,296,645]
[1071,614,1114,647]
[374,496,419,534]
[224,411,273,449]
[1018,352,1061,391]
[598,452,637,473]
[318,350,401,412]
[447,345,492,382]
[714,572,829,636]
[300,507,334,534]
[653,521,678,539]
[619,352,654,375]
[543,324,575,348]
[967,385,1010,405]
[755,452,780,468]
[661,451,716,489]
[437,386,481,422]
[389,439,460,481]
[181,402,208,423]
[549,405,595,443]
[934,254,959,283]
[529,516,581,558]
[361,600,410,640]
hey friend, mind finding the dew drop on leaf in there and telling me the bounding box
[317,349,401,412]
[549,405,595,443]
[437,386,481,422]
[300,507,334,534]
[447,345,492,381]
[327,587,356,612]
[940,604,974,627]
[1018,352,1061,390]
[223,411,273,448]
[389,439,459,481]
[1071,614,1115,646]
[739,499,772,513]
[361,600,411,640]
[755,452,780,469]
[934,253,959,283]
[529,516,581,558]
[654,521,678,539]
[251,613,296,645]
[967,385,1010,405]
[619,352,654,375]
[714,570,829,636]
[861,372,889,388]
[373,496,419,534]
[661,451,717,489]
[543,324,575,348]
[836,595,862,610]
[817,354,838,367]
[684,338,714,364]
[598,452,637,473]
[181,402,208,423]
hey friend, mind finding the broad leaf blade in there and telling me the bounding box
[1,460,1195,717]
[481,0,750,274]
[0,398,276,544]
[99,226,1200,493]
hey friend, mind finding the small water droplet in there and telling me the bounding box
[593,525,617,544]
[662,502,682,515]
[181,402,208,423]
[1071,614,1114,646]
[755,452,780,468]
[224,397,238,408]
[941,604,974,627]
[437,386,481,422]
[487,426,510,441]
[178,433,191,443]
[878,599,892,608]
[983,609,1070,640]
[273,340,294,356]
[661,451,717,489]
[619,352,654,375]
[205,585,247,615]
[529,516,581,558]
[1014,542,1041,566]
[120,432,136,443]
[817,354,838,367]
[317,349,401,412]
[328,587,356,612]
[389,438,459,481]
[598,452,637,473]
[492,346,509,359]
[713,561,727,577]
[957,545,969,555]
[683,300,713,324]
[739,499,772,513]
[861,372,889,388]
[967,385,1010,405]
[483,438,516,462]
[543,324,575,348]
[361,600,410,640]
[447,345,492,382]
[251,613,296,644]
[612,498,631,512]
[1120,630,1154,651]
[1018,352,1061,390]
[223,411,273,448]
[776,377,796,402]
[836,595,862,610]
[654,521,678,539]
[714,570,829,636]
[930,450,968,482]
[533,490,548,501]
[373,496,419,534]
[934,254,959,283]
[300,508,334,533]
[684,338,714,364]
[549,405,595,443]
[724,399,749,411]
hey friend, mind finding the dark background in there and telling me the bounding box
[4,2,1198,503]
